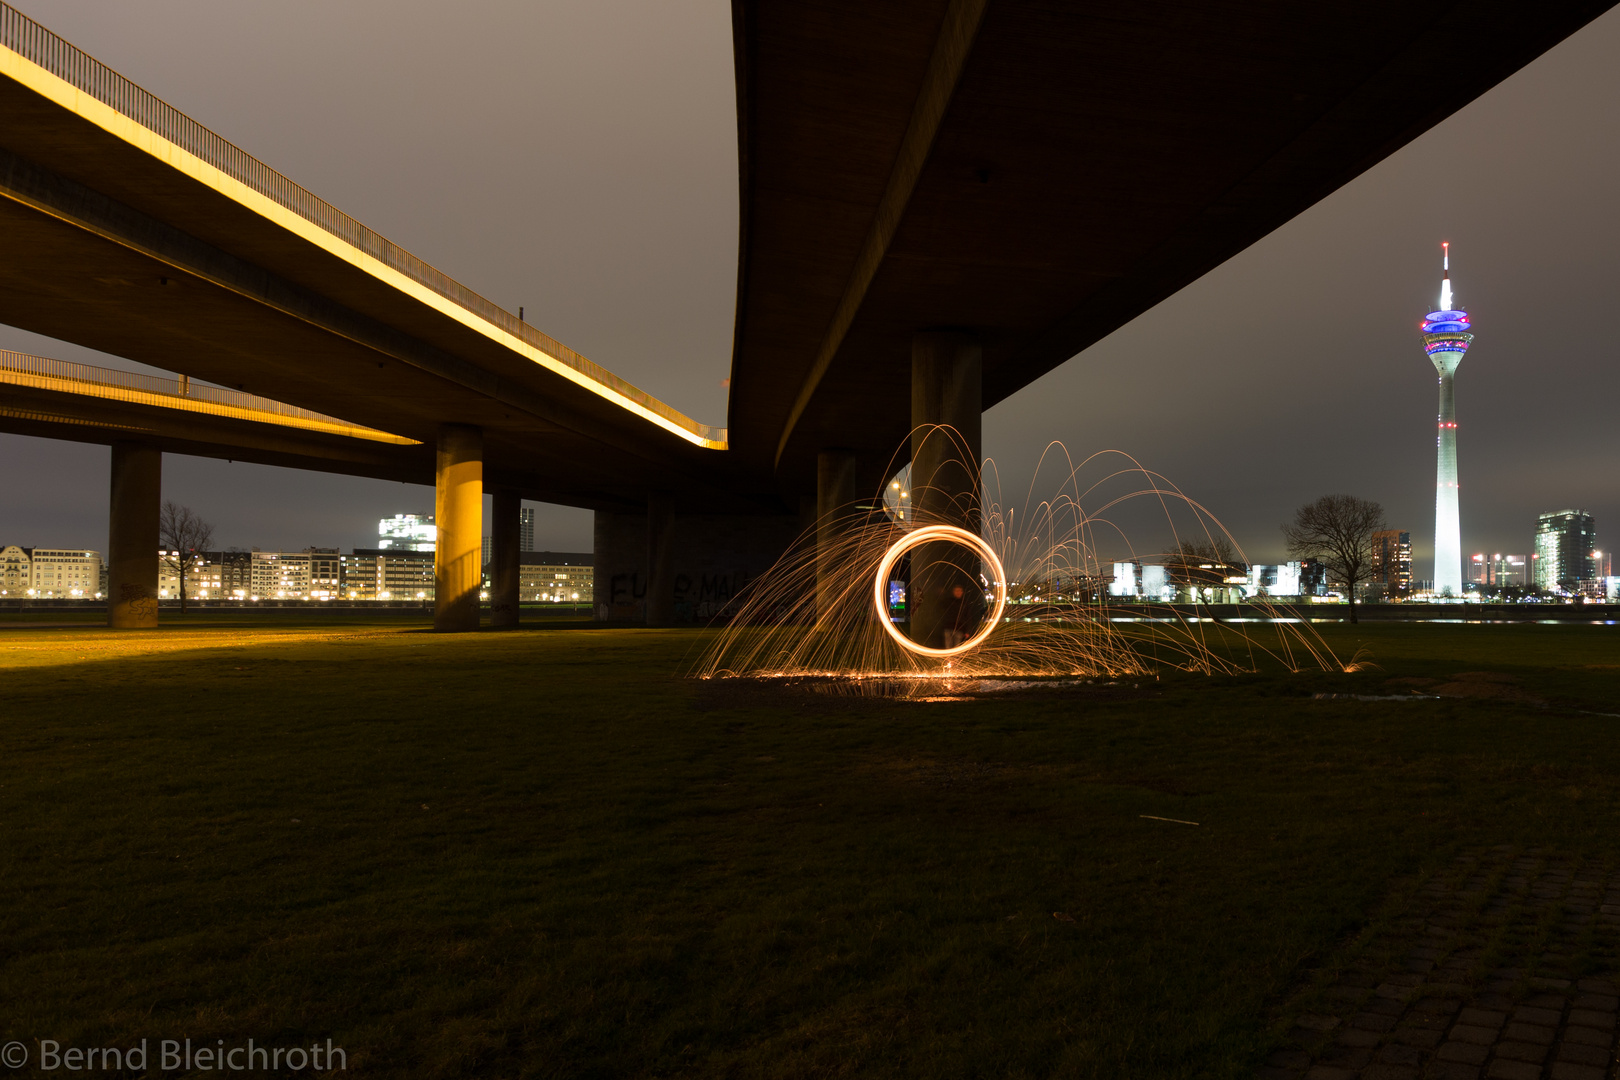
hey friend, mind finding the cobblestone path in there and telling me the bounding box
[1261,848,1620,1080]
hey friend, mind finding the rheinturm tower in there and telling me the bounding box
[1420,243,1473,597]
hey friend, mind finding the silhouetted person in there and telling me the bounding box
[942,583,969,649]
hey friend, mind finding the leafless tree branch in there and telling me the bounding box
[1281,494,1386,623]
[159,501,215,615]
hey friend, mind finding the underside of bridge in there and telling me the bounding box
[730,0,1615,495]
[0,354,433,484]
[0,27,747,516]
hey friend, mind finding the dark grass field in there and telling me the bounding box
[1,616,1617,1077]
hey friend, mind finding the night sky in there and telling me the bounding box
[2,1,1616,574]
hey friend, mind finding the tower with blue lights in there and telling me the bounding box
[1421,242,1472,597]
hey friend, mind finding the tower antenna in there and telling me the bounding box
[1439,242,1452,311]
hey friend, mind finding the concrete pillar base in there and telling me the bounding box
[107,441,162,629]
[491,490,520,628]
[645,495,675,626]
[909,331,983,650]
[816,449,860,623]
[434,424,483,632]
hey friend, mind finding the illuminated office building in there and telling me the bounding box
[1487,553,1527,587]
[378,513,435,551]
[1420,243,1472,596]
[1108,561,1139,598]
[250,551,312,599]
[1534,509,1597,592]
[345,548,436,601]
[307,548,342,599]
[1467,553,1528,589]
[520,551,594,602]
[1371,530,1412,594]
[159,550,219,599]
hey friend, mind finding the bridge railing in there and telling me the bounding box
[0,2,726,448]
[0,348,418,444]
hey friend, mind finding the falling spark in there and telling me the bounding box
[694,429,1344,683]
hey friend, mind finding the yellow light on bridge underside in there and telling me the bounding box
[0,43,725,451]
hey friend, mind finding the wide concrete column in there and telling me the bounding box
[434,424,483,632]
[646,494,675,627]
[816,449,860,623]
[490,489,521,628]
[909,331,983,650]
[107,441,161,629]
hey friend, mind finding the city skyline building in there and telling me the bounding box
[520,552,594,603]
[0,545,102,598]
[1497,554,1529,587]
[378,514,435,551]
[1469,552,1529,588]
[1371,530,1413,595]
[2,536,592,606]
[1534,509,1598,592]
[1421,243,1473,597]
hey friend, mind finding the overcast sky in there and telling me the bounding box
[2,1,1616,572]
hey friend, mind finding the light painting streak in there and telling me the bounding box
[872,524,1007,658]
[695,430,1347,684]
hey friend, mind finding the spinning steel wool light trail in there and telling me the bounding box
[696,430,1344,682]
[871,524,1007,659]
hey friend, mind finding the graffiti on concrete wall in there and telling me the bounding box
[608,572,648,605]
[601,569,759,621]
[674,571,755,620]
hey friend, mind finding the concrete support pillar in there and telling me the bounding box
[816,449,860,623]
[434,424,483,632]
[909,331,983,650]
[490,489,520,628]
[645,494,675,627]
[107,441,161,629]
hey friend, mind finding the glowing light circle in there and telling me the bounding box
[873,524,1008,658]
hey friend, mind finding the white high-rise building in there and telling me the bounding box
[379,514,435,551]
[1108,561,1139,597]
[520,507,535,552]
[1420,244,1473,597]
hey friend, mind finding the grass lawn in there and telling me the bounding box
[1,616,1617,1077]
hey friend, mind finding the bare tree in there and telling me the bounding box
[1282,495,1386,624]
[159,501,214,615]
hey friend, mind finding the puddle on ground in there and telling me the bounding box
[792,676,1135,701]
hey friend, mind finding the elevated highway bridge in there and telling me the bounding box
[0,0,1610,629]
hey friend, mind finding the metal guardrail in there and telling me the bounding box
[0,348,419,444]
[0,2,726,447]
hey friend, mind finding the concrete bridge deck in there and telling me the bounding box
[0,347,432,483]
